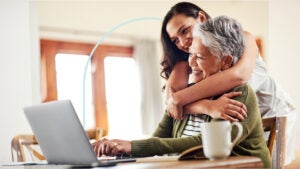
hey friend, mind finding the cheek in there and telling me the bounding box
[199,62,215,74]
[197,61,207,70]
[209,62,222,74]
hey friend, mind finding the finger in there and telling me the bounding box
[105,143,112,155]
[221,114,238,122]
[94,143,101,157]
[93,142,102,157]
[93,143,98,156]
[97,143,102,157]
[107,142,118,156]
[229,105,247,118]
[94,143,99,156]
[226,109,245,120]
[227,100,247,115]
[227,101,247,118]
[111,145,121,156]
[92,141,97,151]
[174,112,180,120]
[178,109,184,120]
[100,143,106,156]
[238,105,247,118]
[167,110,172,117]
[241,104,247,116]
[228,99,247,111]
[223,92,242,98]
[168,110,175,119]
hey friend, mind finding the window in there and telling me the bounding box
[40,40,133,134]
[104,57,141,139]
[55,53,94,128]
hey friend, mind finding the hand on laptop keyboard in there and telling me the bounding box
[93,139,132,157]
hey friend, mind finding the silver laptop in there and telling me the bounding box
[24,100,134,167]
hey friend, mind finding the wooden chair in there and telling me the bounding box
[262,117,277,157]
[11,128,104,162]
[276,116,287,169]
[262,116,287,169]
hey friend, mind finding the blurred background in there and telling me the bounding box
[0,0,299,166]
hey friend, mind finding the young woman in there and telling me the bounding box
[162,2,296,165]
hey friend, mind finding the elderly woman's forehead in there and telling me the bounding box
[190,38,206,51]
[190,38,200,49]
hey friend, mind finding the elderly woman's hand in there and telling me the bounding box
[92,138,132,157]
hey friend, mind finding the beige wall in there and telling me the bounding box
[269,0,300,149]
[0,0,40,162]
[37,1,268,54]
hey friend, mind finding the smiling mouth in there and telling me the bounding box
[183,46,189,52]
[192,70,202,75]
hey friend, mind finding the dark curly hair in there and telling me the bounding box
[160,2,211,80]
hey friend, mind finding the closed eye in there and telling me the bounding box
[181,27,190,35]
[195,53,205,61]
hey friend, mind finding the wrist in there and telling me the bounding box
[201,100,212,115]
[172,93,183,106]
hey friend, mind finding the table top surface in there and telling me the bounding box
[1,155,263,169]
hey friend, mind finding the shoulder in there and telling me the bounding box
[231,83,249,94]
[230,83,256,103]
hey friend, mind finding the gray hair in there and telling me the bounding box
[193,15,245,65]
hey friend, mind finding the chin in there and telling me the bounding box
[193,77,203,83]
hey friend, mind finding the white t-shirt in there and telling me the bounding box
[248,55,297,165]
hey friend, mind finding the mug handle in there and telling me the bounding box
[230,122,243,149]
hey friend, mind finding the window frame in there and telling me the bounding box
[40,39,133,133]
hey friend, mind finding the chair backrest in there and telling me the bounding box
[275,116,287,169]
[11,128,103,162]
[262,116,287,169]
[262,117,277,156]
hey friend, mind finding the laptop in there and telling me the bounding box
[23,100,135,167]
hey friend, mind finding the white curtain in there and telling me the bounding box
[133,39,164,136]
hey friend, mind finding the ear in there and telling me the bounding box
[197,11,207,23]
[221,56,233,70]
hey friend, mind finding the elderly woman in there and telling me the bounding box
[93,16,271,168]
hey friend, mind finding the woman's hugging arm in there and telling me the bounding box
[183,92,247,122]
[167,31,258,118]
[164,61,190,104]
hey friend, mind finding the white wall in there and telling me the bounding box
[269,0,300,149]
[37,1,268,50]
[0,0,40,162]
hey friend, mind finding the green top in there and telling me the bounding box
[131,84,271,168]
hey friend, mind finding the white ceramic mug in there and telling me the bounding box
[200,120,243,160]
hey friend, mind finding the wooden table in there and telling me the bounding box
[1,156,263,169]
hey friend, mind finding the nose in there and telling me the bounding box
[188,54,197,67]
[179,37,189,50]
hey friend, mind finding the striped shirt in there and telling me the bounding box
[181,114,207,137]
